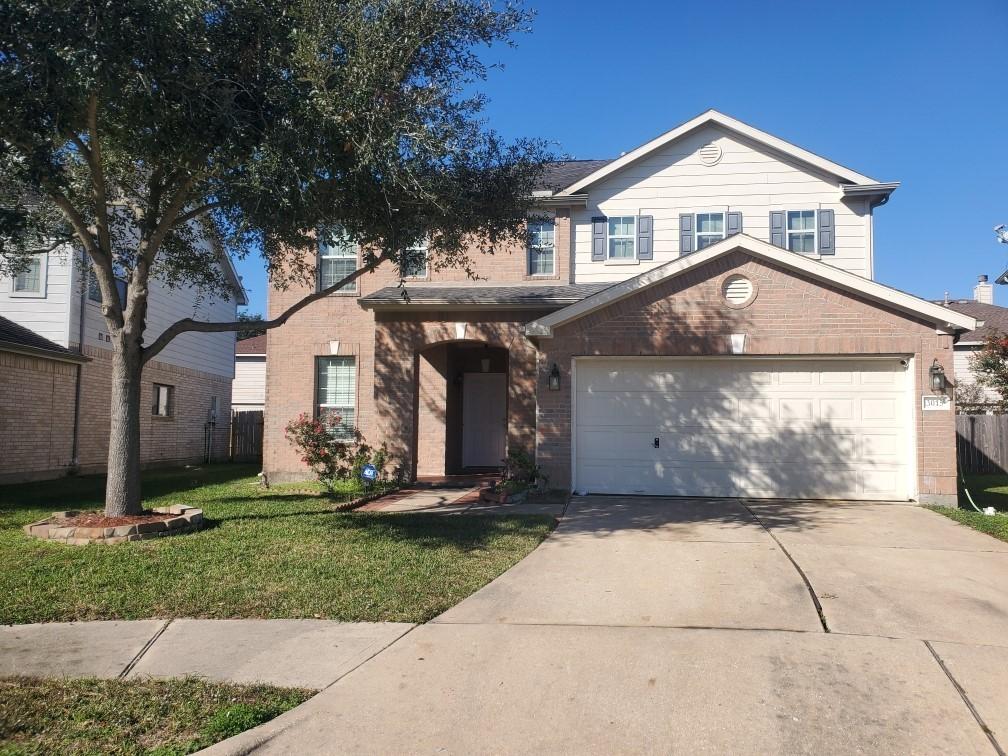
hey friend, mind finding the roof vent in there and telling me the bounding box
[698,142,723,166]
[722,275,754,306]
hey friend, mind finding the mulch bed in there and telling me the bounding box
[52,511,176,528]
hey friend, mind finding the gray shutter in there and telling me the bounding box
[591,216,606,261]
[769,211,785,248]
[637,215,653,261]
[726,211,742,237]
[679,214,694,256]
[817,209,835,255]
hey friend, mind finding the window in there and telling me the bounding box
[87,268,128,307]
[528,220,555,276]
[787,210,816,254]
[607,216,636,260]
[316,356,356,439]
[152,383,175,417]
[695,212,725,250]
[401,238,428,278]
[318,228,357,292]
[11,253,46,296]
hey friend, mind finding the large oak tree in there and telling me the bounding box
[0,0,552,515]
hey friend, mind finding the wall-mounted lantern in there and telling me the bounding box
[548,363,561,391]
[929,359,947,392]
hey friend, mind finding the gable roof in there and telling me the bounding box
[938,300,1008,344]
[536,160,612,192]
[0,315,88,363]
[525,234,976,338]
[557,109,893,196]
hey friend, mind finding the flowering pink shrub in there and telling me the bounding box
[284,412,367,492]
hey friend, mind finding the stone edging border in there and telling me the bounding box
[24,505,204,545]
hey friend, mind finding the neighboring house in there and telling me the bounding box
[0,244,247,483]
[939,276,1008,409]
[264,109,975,506]
[233,334,266,412]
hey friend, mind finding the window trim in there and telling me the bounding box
[695,212,726,251]
[785,209,818,255]
[152,383,175,418]
[402,238,429,279]
[527,220,556,276]
[315,355,358,440]
[317,228,359,295]
[606,215,637,262]
[10,252,47,298]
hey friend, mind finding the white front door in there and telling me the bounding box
[462,373,507,468]
[574,358,913,500]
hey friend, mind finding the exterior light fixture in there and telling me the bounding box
[548,363,561,391]
[929,359,946,392]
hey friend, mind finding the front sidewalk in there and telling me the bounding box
[0,619,412,689]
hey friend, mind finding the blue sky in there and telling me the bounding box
[235,0,1008,314]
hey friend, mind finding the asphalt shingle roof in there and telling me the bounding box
[536,160,612,192]
[0,315,86,361]
[235,334,267,355]
[939,300,1008,343]
[360,282,615,307]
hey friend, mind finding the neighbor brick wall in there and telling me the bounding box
[0,344,232,484]
[536,251,958,501]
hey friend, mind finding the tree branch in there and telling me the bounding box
[141,252,392,365]
[173,201,220,227]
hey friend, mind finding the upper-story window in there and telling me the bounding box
[87,267,127,308]
[695,212,725,250]
[318,228,358,293]
[401,237,428,278]
[608,216,636,260]
[787,211,816,253]
[528,220,555,276]
[11,252,47,297]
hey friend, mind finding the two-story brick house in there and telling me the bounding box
[264,110,974,505]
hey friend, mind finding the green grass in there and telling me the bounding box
[925,473,1008,544]
[0,676,313,755]
[0,465,553,624]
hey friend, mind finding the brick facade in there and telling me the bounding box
[535,251,958,503]
[0,344,231,484]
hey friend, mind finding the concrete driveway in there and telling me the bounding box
[206,497,1008,755]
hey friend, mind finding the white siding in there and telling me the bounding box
[0,248,74,346]
[232,355,266,410]
[954,345,1000,403]
[572,125,873,283]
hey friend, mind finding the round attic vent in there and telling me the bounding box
[722,275,754,306]
[698,142,722,166]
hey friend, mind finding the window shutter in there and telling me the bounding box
[637,215,653,261]
[817,209,835,255]
[726,211,742,237]
[591,216,606,261]
[769,211,785,248]
[679,214,694,256]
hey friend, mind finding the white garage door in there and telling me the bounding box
[574,358,912,500]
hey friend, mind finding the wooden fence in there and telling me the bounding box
[956,414,1008,474]
[230,410,264,463]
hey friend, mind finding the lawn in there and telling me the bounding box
[925,473,1008,544]
[0,676,313,755]
[0,465,553,624]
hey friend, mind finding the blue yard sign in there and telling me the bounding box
[361,463,378,483]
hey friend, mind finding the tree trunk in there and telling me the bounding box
[104,340,144,516]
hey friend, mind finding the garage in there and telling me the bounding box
[573,357,913,500]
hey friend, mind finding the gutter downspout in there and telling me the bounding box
[70,247,88,469]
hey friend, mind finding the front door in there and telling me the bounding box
[462,373,507,468]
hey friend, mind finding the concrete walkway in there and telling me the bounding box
[0,619,412,689]
[203,496,1008,755]
[360,485,568,517]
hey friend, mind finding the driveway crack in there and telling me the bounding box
[738,499,830,633]
[924,640,1005,756]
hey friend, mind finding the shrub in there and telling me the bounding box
[284,413,398,493]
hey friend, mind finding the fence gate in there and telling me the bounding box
[230,410,264,463]
[956,414,1008,474]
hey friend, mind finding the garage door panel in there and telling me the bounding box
[574,359,911,500]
